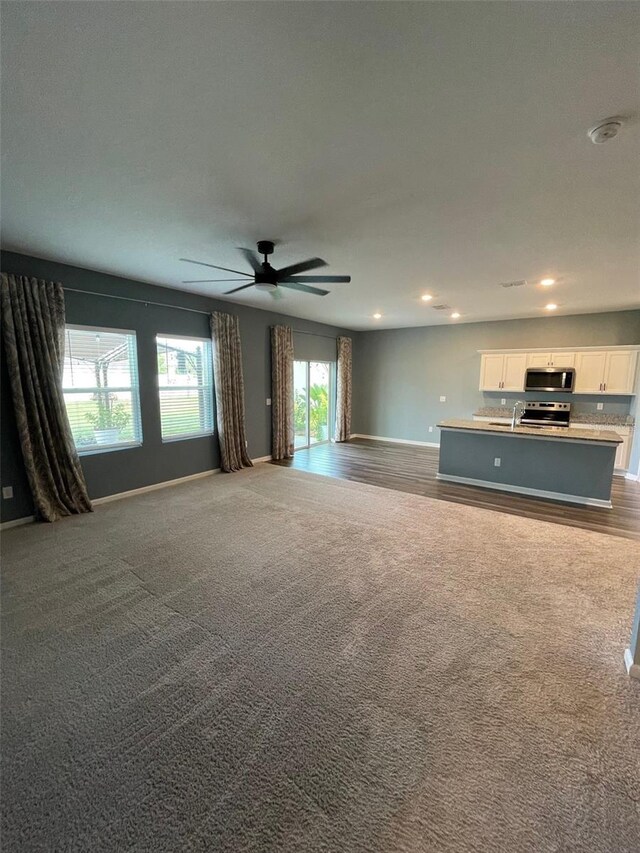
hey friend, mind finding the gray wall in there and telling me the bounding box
[353,310,640,443]
[0,251,354,522]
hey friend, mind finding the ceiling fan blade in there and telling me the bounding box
[237,247,262,272]
[182,279,250,283]
[279,275,351,284]
[275,257,327,278]
[278,282,329,297]
[224,283,256,294]
[180,258,253,277]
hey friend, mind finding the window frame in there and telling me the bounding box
[155,333,215,443]
[62,324,143,456]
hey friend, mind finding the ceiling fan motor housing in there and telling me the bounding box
[257,240,275,257]
[255,260,279,286]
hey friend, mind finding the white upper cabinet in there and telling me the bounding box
[551,352,575,368]
[603,350,638,394]
[502,353,528,390]
[573,352,608,393]
[480,354,508,391]
[479,353,526,391]
[574,350,637,394]
[526,352,576,368]
[526,352,552,368]
[480,348,637,395]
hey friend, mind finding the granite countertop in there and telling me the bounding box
[438,418,623,444]
[474,407,635,427]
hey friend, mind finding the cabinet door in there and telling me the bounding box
[574,352,607,393]
[614,435,629,470]
[479,354,505,391]
[502,353,527,391]
[603,351,638,394]
[527,352,552,368]
[550,352,575,368]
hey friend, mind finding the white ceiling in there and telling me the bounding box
[1,1,639,330]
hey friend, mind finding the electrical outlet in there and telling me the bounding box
[597,402,604,411]
[266,398,272,406]
[501,398,506,405]
[494,458,501,467]
[439,395,446,402]
[2,486,13,499]
[428,426,433,433]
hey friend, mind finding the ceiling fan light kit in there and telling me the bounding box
[181,241,351,298]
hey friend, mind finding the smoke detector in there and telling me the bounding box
[588,117,623,144]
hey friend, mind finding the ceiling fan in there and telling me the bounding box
[180,240,351,298]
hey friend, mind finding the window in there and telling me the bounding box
[63,326,142,454]
[156,335,214,441]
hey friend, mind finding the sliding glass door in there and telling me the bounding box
[294,360,333,449]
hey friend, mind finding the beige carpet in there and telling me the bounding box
[2,464,639,852]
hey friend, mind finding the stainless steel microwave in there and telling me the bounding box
[524,367,575,393]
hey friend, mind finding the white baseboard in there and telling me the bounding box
[351,433,440,449]
[624,648,640,680]
[92,468,220,506]
[0,515,35,530]
[251,455,272,463]
[625,472,639,482]
[436,472,613,509]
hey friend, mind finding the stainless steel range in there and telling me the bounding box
[521,401,571,428]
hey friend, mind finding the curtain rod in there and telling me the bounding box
[62,287,343,339]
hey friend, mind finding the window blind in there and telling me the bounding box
[62,326,142,453]
[156,335,214,440]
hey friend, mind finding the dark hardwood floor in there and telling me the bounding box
[272,438,640,541]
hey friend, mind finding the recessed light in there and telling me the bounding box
[545,303,558,311]
[451,312,460,319]
[540,278,555,286]
[421,294,433,302]
[373,312,382,319]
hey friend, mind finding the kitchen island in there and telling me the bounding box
[437,419,623,508]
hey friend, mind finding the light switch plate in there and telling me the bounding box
[501,398,506,405]
[428,426,433,433]
[439,395,446,402]
[266,398,272,406]
[597,402,604,411]
[494,458,501,467]
[2,486,13,499]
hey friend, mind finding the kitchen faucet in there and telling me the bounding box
[511,400,526,431]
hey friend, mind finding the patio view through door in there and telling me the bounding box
[294,361,333,450]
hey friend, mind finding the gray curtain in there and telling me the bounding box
[271,325,294,460]
[1,273,92,522]
[335,335,352,442]
[210,311,253,472]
